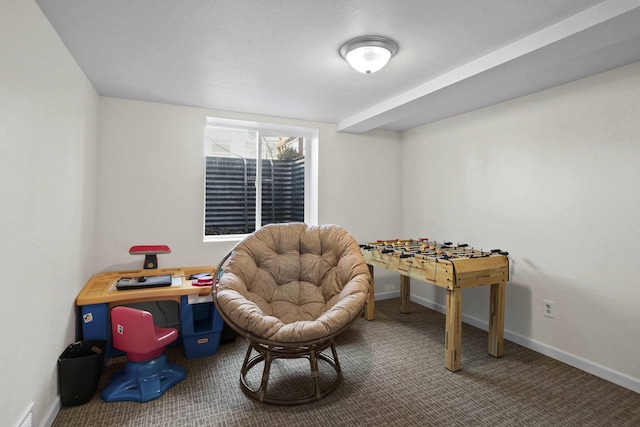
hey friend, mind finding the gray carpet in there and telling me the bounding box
[53,298,640,426]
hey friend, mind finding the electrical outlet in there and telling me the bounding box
[543,299,555,318]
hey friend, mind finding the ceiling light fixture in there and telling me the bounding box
[340,36,399,74]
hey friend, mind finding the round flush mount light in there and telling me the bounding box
[340,36,399,74]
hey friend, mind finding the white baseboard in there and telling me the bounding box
[40,396,60,427]
[381,293,640,395]
[374,290,400,301]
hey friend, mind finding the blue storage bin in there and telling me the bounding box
[182,331,223,358]
[180,296,224,359]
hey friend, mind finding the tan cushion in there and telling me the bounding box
[216,223,370,343]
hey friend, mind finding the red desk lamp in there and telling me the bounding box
[129,245,171,269]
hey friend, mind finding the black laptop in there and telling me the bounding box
[116,274,172,290]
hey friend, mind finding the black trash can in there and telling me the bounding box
[58,340,106,406]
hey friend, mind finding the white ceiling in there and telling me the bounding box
[36,0,640,133]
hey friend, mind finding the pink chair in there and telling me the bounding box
[101,306,186,402]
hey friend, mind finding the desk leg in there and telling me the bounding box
[445,288,462,372]
[488,282,506,357]
[400,275,411,313]
[365,265,375,320]
[80,303,109,341]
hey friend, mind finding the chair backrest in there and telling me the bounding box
[110,306,175,361]
[221,223,369,325]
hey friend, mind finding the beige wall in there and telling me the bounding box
[400,61,640,391]
[94,98,402,275]
[0,1,99,426]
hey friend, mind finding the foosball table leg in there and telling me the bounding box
[365,264,375,320]
[488,282,506,358]
[445,288,463,372]
[400,275,411,314]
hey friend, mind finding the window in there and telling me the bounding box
[204,117,318,241]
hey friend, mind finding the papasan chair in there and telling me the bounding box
[212,223,371,405]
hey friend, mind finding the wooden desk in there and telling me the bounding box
[76,266,214,306]
[77,266,220,359]
[361,241,509,372]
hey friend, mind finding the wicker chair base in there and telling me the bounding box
[239,337,342,406]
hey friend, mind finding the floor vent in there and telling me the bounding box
[15,402,34,427]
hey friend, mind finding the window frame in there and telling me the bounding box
[203,117,318,242]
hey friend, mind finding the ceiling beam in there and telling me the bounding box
[337,0,640,133]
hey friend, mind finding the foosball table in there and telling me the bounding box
[360,239,509,372]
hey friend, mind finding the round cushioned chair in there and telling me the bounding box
[213,223,370,405]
